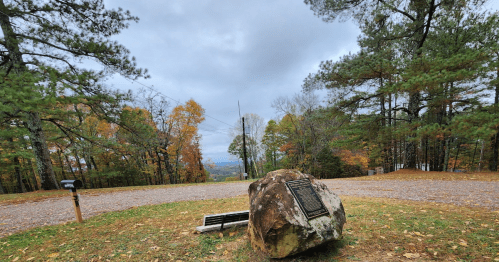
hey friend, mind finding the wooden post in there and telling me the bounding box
[71,189,83,223]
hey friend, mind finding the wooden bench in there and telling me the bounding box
[196,210,249,232]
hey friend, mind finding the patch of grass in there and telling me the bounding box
[0,179,256,205]
[344,169,499,181]
[1,195,498,261]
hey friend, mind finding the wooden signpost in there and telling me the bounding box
[60,180,84,223]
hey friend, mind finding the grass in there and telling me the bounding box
[1,195,498,261]
[0,179,257,205]
[345,169,499,182]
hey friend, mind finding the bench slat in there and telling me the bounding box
[199,210,250,231]
[204,214,249,226]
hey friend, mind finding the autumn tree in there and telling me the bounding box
[167,99,205,184]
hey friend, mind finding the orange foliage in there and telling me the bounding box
[338,149,369,169]
[167,99,205,158]
[180,138,206,183]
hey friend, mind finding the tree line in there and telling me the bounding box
[302,0,499,173]
[0,1,206,194]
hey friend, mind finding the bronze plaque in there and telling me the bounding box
[285,179,329,220]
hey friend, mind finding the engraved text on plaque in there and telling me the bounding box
[285,179,329,220]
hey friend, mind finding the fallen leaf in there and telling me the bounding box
[403,253,420,258]
[452,246,458,250]
[47,253,59,258]
[386,252,393,257]
[229,232,237,237]
[223,250,229,255]
[219,232,223,238]
[12,257,19,262]
[459,241,468,247]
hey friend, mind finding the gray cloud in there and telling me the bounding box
[103,0,362,162]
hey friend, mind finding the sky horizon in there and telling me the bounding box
[102,0,499,163]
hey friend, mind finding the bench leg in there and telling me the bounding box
[220,215,226,231]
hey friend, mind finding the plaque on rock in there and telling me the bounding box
[285,179,329,220]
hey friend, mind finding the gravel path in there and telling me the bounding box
[1,179,498,238]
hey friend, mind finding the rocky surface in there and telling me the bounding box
[248,170,345,258]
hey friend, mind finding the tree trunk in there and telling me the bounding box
[0,177,6,194]
[25,112,60,190]
[156,151,164,184]
[0,3,59,190]
[443,138,450,171]
[478,140,485,172]
[490,70,499,171]
[82,153,95,189]
[26,158,39,191]
[14,156,27,193]
[65,155,78,180]
[73,150,88,188]
[393,95,397,170]
[405,92,420,169]
[90,156,103,188]
[57,150,68,180]
[453,140,461,171]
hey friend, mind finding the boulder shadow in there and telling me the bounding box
[269,239,347,261]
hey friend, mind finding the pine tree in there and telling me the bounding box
[0,0,147,189]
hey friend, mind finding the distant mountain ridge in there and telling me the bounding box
[213,161,239,167]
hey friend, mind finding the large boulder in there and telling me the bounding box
[248,169,345,258]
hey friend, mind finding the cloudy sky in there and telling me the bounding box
[103,0,499,163]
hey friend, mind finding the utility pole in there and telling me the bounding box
[242,117,249,179]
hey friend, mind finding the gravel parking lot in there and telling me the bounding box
[1,179,498,238]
